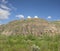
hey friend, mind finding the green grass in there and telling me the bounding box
[0,34,60,51]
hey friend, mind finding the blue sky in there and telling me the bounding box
[0,0,60,24]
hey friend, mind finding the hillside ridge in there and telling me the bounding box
[0,18,60,36]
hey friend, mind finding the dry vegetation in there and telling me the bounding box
[0,18,60,36]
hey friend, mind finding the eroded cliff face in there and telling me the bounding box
[0,18,60,36]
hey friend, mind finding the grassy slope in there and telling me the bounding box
[0,34,60,51]
[0,19,60,51]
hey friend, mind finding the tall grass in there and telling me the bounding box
[0,34,60,51]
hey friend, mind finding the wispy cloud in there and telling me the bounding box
[0,4,11,10]
[9,4,17,11]
[16,14,24,19]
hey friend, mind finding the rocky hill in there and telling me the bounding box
[0,18,60,36]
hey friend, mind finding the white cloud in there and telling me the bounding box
[2,0,8,4]
[0,0,11,20]
[27,16,31,18]
[0,8,10,20]
[0,21,2,25]
[47,16,52,19]
[0,24,2,25]
[0,4,11,10]
[0,0,16,20]
[16,14,24,19]
[2,0,5,2]
[34,16,38,18]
